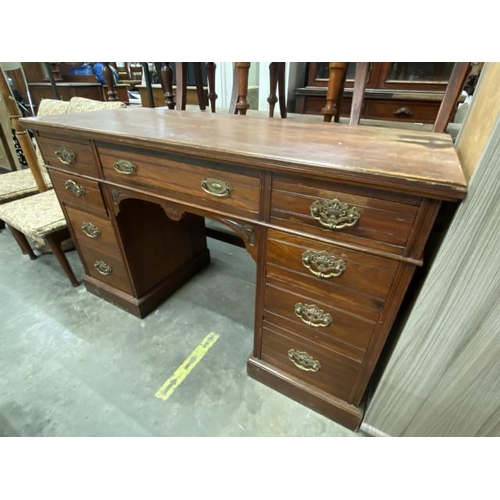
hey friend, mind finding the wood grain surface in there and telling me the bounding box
[23,109,467,200]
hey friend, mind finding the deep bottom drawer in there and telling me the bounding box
[260,321,361,401]
[78,243,133,295]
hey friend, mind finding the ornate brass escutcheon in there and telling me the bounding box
[64,179,85,197]
[287,349,321,372]
[294,302,332,328]
[94,260,112,275]
[113,159,137,175]
[81,222,101,239]
[301,249,346,279]
[310,198,360,230]
[54,146,76,165]
[201,178,232,198]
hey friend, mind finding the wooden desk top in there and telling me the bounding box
[22,108,467,200]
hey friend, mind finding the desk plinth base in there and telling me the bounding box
[83,248,211,318]
[247,356,364,431]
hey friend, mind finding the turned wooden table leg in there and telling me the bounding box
[193,62,206,111]
[206,62,217,112]
[277,62,287,118]
[268,62,278,117]
[156,62,175,109]
[322,62,348,123]
[103,63,118,101]
[235,62,250,115]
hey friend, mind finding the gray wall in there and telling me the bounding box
[362,117,500,436]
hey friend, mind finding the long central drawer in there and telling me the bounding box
[97,144,261,219]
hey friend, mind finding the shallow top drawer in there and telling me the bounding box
[97,145,261,220]
[36,134,98,178]
[270,176,420,255]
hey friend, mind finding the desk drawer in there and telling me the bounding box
[270,177,420,255]
[97,146,261,218]
[49,169,107,217]
[263,280,377,360]
[78,242,133,295]
[261,321,361,401]
[36,135,98,177]
[266,229,398,313]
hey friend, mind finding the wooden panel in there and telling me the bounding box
[271,177,419,255]
[363,118,500,437]
[98,145,261,219]
[49,169,107,217]
[261,321,361,401]
[36,134,98,178]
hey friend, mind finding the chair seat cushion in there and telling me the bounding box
[37,99,72,116]
[0,169,52,202]
[69,96,127,112]
[0,189,66,239]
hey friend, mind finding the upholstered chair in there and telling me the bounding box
[0,96,126,285]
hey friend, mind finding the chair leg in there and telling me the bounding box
[350,62,369,125]
[7,224,37,260]
[206,62,217,112]
[235,62,250,115]
[268,62,279,118]
[45,230,80,287]
[277,62,287,119]
[193,63,206,111]
[156,63,175,109]
[322,62,348,123]
[229,64,238,114]
[175,62,187,111]
[433,62,472,133]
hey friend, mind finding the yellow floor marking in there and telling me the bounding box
[155,332,220,401]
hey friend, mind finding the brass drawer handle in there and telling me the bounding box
[114,159,137,175]
[288,349,321,372]
[310,198,360,230]
[393,106,413,117]
[201,178,232,198]
[81,222,101,239]
[94,260,112,275]
[301,249,346,279]
[55,146,76,165]
[64,179,85,197]
[294,302,332,328]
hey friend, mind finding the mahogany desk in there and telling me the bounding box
[21,109,467,429]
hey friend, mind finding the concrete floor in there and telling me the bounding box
[0,224,364,437]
